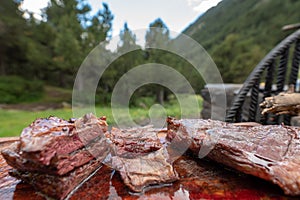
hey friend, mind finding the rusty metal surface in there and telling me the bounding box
[0,138,297,200]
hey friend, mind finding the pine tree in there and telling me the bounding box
[111,23,143,104]
[84,3,113,52]
[145,18,171,104]
[43,0,114,87]
[0,0,27,75]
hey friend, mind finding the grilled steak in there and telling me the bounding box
[2,115,179,197]
[2,135,110,175]
[167,117,300,196]
[108,126,163,158]
[109,126,178,192]
[19,113,107,165]
[1,113,110,199]
[112,146,178,193]
[10,158,103,200]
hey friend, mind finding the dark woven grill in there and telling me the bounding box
[225,29,300,125]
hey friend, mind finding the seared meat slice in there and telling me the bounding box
[10,158,102,200]
[167,117,300,196]
[18,113,107,165]
[2,135,110,175]
[107,126,163,158]
[112,146,178,193]
[2,116,179,197]
[109,126,178,192]
[1,113,110,199]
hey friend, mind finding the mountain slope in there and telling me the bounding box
[182,0,300,83]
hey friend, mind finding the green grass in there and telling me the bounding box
[0,109,73,137]
[0,94,202,137]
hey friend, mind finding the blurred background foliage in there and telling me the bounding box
[1,0,300,136]
[0,0,300,105]
[183,0,300,83]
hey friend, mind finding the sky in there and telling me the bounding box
[21,0,223,37]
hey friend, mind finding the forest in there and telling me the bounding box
[1,0,300,106]
[184,0,300,83]
[1,0,204,106]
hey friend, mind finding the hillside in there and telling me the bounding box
[183,0,300,83]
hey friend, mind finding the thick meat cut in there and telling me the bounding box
[112,147,178,193]
[2,116,179,198]
[109,126,178,192]
[107,126,163,157]
[8,113,300,197]
[2,135,109,175]
[18,114,107,165]
[2,113,110,199]
[10,158,103,200]
[167,117,300,196]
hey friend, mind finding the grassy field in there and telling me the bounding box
[0,94,202,137]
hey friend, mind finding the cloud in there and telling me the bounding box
[187,0,222,13]
[21,0,49,13]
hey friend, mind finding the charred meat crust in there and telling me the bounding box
[108,126,178,192]
[18,113,107,165]
[112,146,178,193]
[107,126,163,158]
[2,135,110,175]
[2,114,109,199]
[167,118,300,196]
[10,158,103,200]
[2,116,179,197]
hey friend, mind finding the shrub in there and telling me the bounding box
[0,76,44,104]
[130,96,156,108]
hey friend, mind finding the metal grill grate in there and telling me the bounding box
[226,29,300,125]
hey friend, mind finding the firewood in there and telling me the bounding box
[260,92,300,115]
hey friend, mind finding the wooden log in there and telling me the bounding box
[260,93,300,115]
[282,23,300,31]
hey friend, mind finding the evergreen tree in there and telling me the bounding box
[42,0,114,87]
[112,23,143,104]
[145,18,171,104]
[0,0,27,75]
[23,18,56,80]
[43,0,84,86]
[85,3,113,48]
[118,23,139,52]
